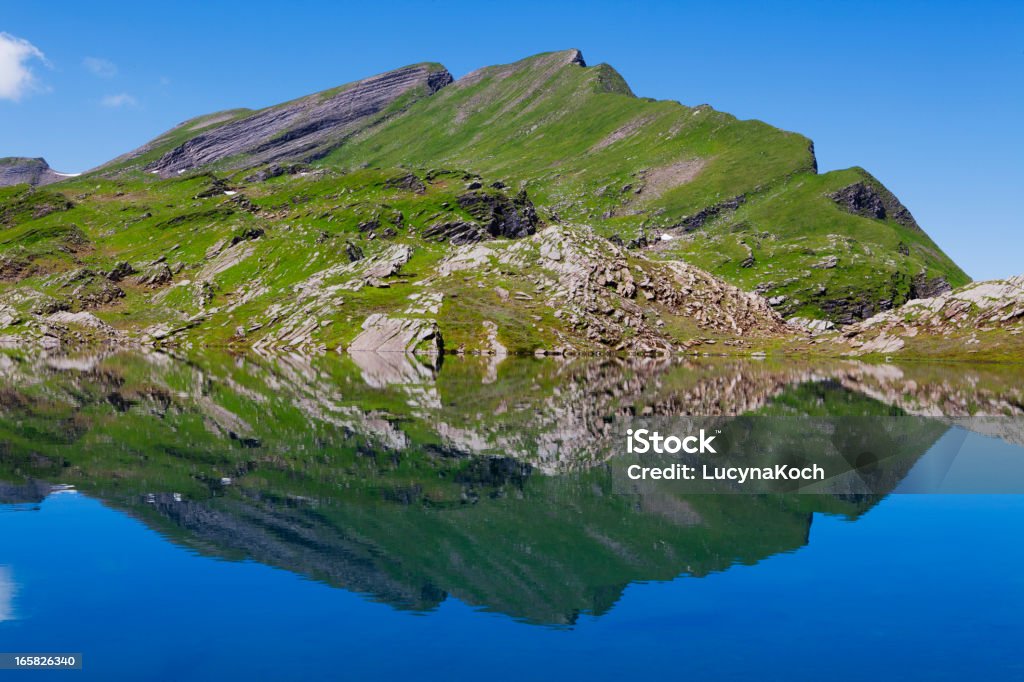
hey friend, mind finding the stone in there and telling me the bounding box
[384,172,427,193]
[837,274,1024,355]
[910,272,952,299]
[105,261,136,282]
[344,241,364,262]
[348,315,443,354]
[135,263,174,287]
[675,195,746,232]
[455,189,538,239]
[829,181,920,230]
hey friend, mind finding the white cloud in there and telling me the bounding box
[101,92,138,108]
[83,56,117,78]
[0,32,47,102]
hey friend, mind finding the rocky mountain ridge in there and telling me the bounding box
[0,48,1006,358]
[103,63,454,175]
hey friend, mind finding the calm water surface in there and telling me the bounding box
[0,352,1022,680]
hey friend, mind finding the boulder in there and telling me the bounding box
[456,188,538,239]
[105,261,137,282]
[135,263,174,287]
[348,315,443,354]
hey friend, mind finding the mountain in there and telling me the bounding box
[0,157,75,187]
[0,49,982,354]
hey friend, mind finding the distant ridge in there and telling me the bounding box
[0,157,76,187]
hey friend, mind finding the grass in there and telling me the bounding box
[0,49,987,351]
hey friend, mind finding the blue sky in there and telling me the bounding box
[1,1,1021,279]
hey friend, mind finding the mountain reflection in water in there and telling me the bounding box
[0,351,1022,626]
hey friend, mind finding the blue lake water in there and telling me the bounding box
[0,354,1023,680]
[3,493,1022,680]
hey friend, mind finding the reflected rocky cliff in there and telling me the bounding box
[0,351,1021,625]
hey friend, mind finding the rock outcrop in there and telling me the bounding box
[674,194,746,232]
[348,314,443,354]
[829,180,920,231]
[456,188,538,239]
[910,272,952,299]
[435,224,787,354]
[423,188,539,244]
[0,158,73,187]
[144,64,454,175]
[838,275,1024,355]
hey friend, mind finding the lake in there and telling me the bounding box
[1,352,1022,680]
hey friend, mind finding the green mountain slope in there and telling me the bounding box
[0,49,976,352]
[327,49,967,321]
[335,50,815,225]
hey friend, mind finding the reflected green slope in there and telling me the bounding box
[0,353,968,625]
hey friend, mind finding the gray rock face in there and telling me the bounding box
[422,189,539,245]
[147,64,454,175]
[134,263,174,288]
[840,275,1024,355]
[423,221,490,245]
[0,158,69,187]
[819,294,894,326]
[829,181,920,231]
[910,272,952,299]
[456,189,538,239]
[348,314,443,354]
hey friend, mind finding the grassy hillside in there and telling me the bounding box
[334,50,817,229]
[0,167,787,353]
[0,49,975,351]
[664,167,970,321]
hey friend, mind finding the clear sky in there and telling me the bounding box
[1,1,1021,280]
